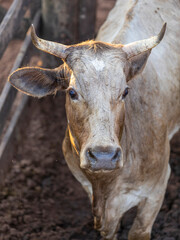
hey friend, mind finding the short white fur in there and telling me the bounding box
[91,58,105,71]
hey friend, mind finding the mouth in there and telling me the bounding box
[83,167,120,183]
[86,169,115,173]
[84,168,116,174]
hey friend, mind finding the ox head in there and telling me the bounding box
[9,24,166,173]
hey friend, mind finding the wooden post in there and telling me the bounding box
[41,0,96,67]
[41,0,79,43]
[0,6,6,23]
[29,0,41,19]
[78,0,97,41]
[41,0,97,43]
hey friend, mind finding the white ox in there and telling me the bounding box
[9,0,180,239]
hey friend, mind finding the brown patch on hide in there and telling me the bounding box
[126,0,138,22]
[111,101,125,142]
[65,94,90,150]
[137,121,169,181]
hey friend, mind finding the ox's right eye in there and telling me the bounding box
[68,88,78,100]
[122,87,129,99]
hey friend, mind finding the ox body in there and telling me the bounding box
[9,0,180,239]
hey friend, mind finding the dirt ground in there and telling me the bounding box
[0,0,179,240]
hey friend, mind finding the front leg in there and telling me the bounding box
[98,192,140,240]
[128,165,171,240]
[91,181,124,240]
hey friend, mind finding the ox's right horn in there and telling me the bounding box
[31,25,68,59]
[122,23,167,59]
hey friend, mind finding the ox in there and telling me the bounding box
[8,0,180,239]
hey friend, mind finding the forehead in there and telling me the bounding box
[66,42,127,99]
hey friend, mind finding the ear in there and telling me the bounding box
[8,64,69,98]
[126,50,151,81]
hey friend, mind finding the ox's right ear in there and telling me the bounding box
[126,50,151,81]
[8,65,69,98]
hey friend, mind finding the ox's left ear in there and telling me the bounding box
[126,50,151,81]
[9,64,69,98]
[122,23,166,81]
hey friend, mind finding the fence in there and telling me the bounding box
[0,0,96,182]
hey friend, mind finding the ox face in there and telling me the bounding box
[9,24,166,173]
[65,44,128,172]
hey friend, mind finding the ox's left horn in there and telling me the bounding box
[31,24,68,59]
[122,23,166,59]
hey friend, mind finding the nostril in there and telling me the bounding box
[88,149,95,159]
[111,148,121,163]
[86,148,97,164]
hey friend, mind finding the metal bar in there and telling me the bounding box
[78,0,97,41]
[0,10,41,182]
[0,10,41,136]
[0,0,30,59]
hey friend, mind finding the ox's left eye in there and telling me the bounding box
[122,87,129,99]
[68,88,78,100]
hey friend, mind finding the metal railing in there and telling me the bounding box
[0,0,41,181]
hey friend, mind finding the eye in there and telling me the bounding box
[122,87,129,99]
[68,88,78,100]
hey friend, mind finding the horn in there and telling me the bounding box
[122,23,166,59]
[31,24,68,59]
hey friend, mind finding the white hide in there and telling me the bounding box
[96,0,180,138]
